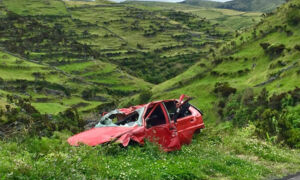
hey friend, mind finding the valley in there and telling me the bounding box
[0,0,300,179]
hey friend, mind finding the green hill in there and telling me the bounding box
[148,0,300,147]
[218,0,286,12]
[182,0,286,12]
[0,0,261,117]
[0,0,300,179]
[151,0,299,108]
[181,0,221,7]
[0,0,260,116]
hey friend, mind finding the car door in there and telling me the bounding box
[164,100,195,145]
[144,103,180,151]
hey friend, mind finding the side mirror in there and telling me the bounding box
[146,118,152,129]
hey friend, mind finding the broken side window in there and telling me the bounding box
[146,104,167,127]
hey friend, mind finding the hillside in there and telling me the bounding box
[150,0,300,111]
[1,0,300,179]
[125,1,261,32]
[181,0,221,7]
[0,0,262,85]
[218,0,286,12]
[147,0,300,147]
[183,0,286,12]
[0,0,261,116]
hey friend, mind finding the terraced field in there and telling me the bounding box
[0,0,300,179]
[0,0,262,115]
[0,50,109,115]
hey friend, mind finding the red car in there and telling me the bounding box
[68,95,204,151]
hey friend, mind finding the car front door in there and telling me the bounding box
[144,103,180,151]
[164,100,195,145]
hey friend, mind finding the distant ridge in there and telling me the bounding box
[218,0,286,12]
[180,0,221,7]
[182,0,286,12]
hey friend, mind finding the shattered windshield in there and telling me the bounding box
[95,107,145,127]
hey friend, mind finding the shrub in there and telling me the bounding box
[255,109,279,138]
[260,42,270,50]
[256,88,269,107]
[221,87,300,148]
[0,77,4,85]
[294,44,300,51]
[290,87,300,104]
[213,82,237,98]
[139,89,152,104]
[233,108,251,127]
[269,93,287,110]
[265,43,285,58]
[241,88,254,107]
[286,6,300,25]
[285,129,300,148]
[81,89,96,100]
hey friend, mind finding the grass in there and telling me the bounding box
[62,0,261,83]
[150,0,300,110]
[0,50,112,114]
[0,0,300,179]
[32,102,68,114]
[0,124,299,179]
[3,0,69,16]
[126,2,262,32]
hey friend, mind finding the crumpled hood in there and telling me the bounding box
[68,126,137,146]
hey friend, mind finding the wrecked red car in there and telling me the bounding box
[68,95,204,151]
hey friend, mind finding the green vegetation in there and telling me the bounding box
[182,0,286,13]
[218,0,286,12]
[148,0,300,148]
[0,0,300,179]
[3,0,69,16]
[181,0,221,7]
[1,125,299,179]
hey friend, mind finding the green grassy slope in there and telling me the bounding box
[0,0,261,114]
[183,0,285,12]
[125,1,261,32]
[64,0,230,83]
[181,0,221,7]
[0,0,300,179]
[0,50,109,115]
[0,125,299,179]
[151,0,300,112]
[218,0,286,12]
[0,0,152,114]
[3,0,69,16]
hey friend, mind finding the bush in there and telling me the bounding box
[269,93,287,110]
[213,82,237,98]
[255,109,279,138]
[220,87,300,148]
[286,6,300,25]
[0,77,4,85]
[294,44,300,51]
[256,88,269,107]
[264,43,285,58]
[285,129,300,148]
[139,90,152,104]
[260,42,270,50]
[241,88,254,107]
[81,89,96,100]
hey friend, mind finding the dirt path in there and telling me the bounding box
[275,172,300,180]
